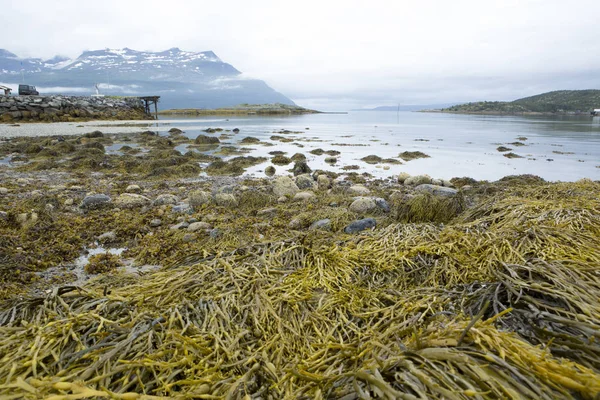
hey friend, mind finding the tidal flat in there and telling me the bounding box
[0,128,599,398]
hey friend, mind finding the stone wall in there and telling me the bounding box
[0,95,151,122]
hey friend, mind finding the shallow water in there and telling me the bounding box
[2,112,599,181]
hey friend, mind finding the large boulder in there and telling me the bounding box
[317,175,331,190]
[292,161,312,176]
[195,135,220,145]
[397,172,411,184]
[114,193,151,208]
[273,176,300,197]
[414,184,458,197]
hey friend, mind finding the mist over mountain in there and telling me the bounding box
[0,47,294,109]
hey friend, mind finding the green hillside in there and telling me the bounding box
[444,90,600,113]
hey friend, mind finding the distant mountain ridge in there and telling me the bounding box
[443,90,600,114]
[0,48,294,109]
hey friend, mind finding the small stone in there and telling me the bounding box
[374,198,390,213]
[292,160,312,176]
[293,191,316,202]
[348,185,371,195]
[171,203,193,214]
[0,187,8,195]
[257,207,278,217]
[170,222,189,230]
[209,228,221,239]
[125,184,142,194]
[309,219,331,231]
[344,218,377,234]
[182,233,197,243]
[265,165,276,176]
[288,218,303,229]
[45,204,55,212]
[277,196,287,204]
[414,184,458,197]
[149,219,162,227]
[153,194,178,206]
[188,221,212,232]
[64,198,74,206]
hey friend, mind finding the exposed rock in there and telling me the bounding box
[344,218,377,234]
[414,184,459,197]
[171,203,193,214]
[295,174,315,190]
[182,233,197,243]
[277,196,287,203]
[397,172,411,183]
[215,193,238,207]
[80,194,111,210]
[0,187,8,195]
[114,193,151,208]
[64,198,74,206]
[98,231,117,243]
[404,174,432,186]
[293,191,316,202]
[349,198,377,213]
[209,228,221,239]
[348,185,370,195]
[125,184,142,194]
[169,128,183,134]
[288,218,303,229]
[188,221,213,232]
[309,219,332,231]
[317,175,331,190]
[374,198,390,213]
[272,176,300,197]
[153,194,178,206]
[325,157,337,164]
[188,190,212,209]
[442,180,454,188]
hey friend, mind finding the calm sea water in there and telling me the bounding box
[2,111,599,181]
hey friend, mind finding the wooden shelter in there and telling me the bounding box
[139,96,160,119]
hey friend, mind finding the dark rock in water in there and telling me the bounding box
[344,218,376,234]
[292,161,312,176]
[265,166,276,176]
[414,184,458,197]
[233,128,240,133]
[80,194,111,210]
[209,228,221,239]
[374,198,390,213]
[171,203,193,214]
[169,128,183,134]
[309,219,331,231]
[141,130,157,136]
[84,130,103,138]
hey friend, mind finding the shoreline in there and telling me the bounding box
[419,109,595,116]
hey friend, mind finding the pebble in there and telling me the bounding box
[64,198,74,206]
[80,194,111,210]
[188,221,212,232]
[209,228,221,239]
[170,222,189,230]
[293,191,316,202]
[414,184,458,197]
[0,187,8,195]
[171,203,193,214]
[349,198,377,213]
[153,194,178,206]
[348,185,371,195]
[309,219,331,231]
[125,184,142,193]
[149,219,162,227]
[182,233,197,243]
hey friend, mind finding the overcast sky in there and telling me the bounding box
[4,0,600,109]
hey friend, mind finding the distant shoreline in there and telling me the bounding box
[419,110,595,116]
[159,104,323,116]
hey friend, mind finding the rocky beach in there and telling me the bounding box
[0,125,598,398]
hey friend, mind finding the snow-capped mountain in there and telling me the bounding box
[0,48,294,109]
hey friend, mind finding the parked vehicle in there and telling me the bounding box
[18,84,39,96]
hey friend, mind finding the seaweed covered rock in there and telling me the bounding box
[397,172,411,184]
[272,176,300,197]
[84,253,123,274]
[195,135,220,145]
[265,166,276,177]
[317,174,331,189]
[309,219,331,231]
[188,190,212,209]
[292,161,311,176]
[153,194,179,206]
[293,191,316,202]
[125,184,142,194]
[348,185,370,195]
